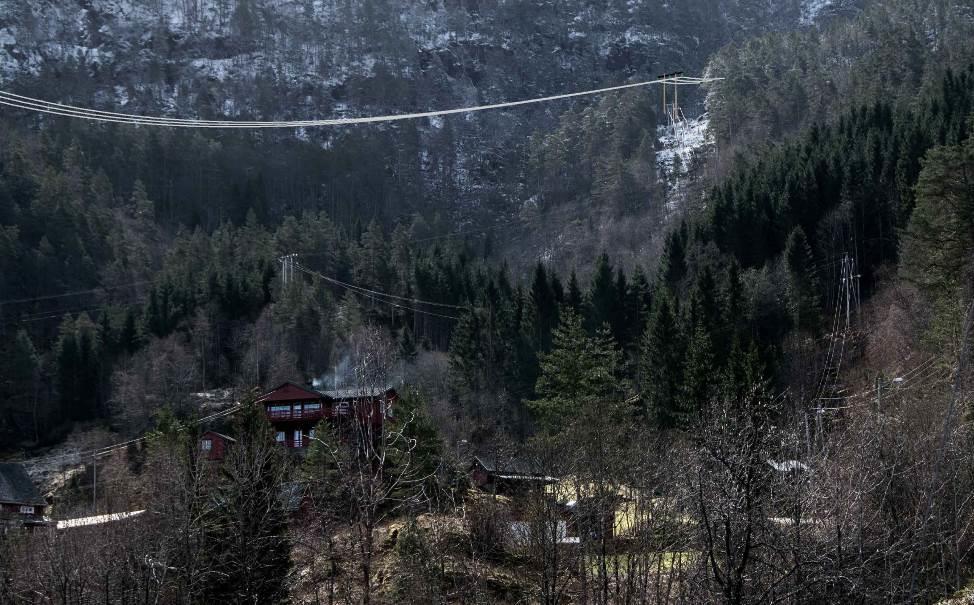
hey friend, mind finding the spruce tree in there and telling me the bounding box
[587,252,617,334]
[530,262,558,351]
[566,270,584,312]
[448,312,484,394]
[530,309,623,432]
[626,267,653,349]
[640,297,685,429]
[659,224,688,291]
[679,325,716,423]
[203,395,291,603]
[901,137,974,301]
[784,226,822,332]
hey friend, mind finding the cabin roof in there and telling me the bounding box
[319,386,396,400]
[202,431,236,443]
[257,382,324,403]
[259,382,398,403]
[766,459,810,473]
[0,462,46,507]
[471,455,554,480]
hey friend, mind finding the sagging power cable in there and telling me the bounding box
[0,76,721,129]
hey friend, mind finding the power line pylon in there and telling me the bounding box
[810,252,862,449]
[658,71,692,152]
[279,254,297,287]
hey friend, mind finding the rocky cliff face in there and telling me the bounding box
[0,0,862,272]
[0,0,857,113]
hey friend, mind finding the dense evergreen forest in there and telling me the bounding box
[4,0,974,602]
[4,62,971,447]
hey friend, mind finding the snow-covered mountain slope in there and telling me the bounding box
[0,0,859,119]
[0,0,863,273]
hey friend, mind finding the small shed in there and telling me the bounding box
[469,455,557,495]
[200,431,236,461]
[0,462,48,528]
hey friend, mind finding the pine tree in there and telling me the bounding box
[587,252,617,334]
[901,137,974,301]
[720,337,767,405]
[784,226,822,332]
[203,395,291,603]
[119,307,142,354]
[566,270,584,312]
[530,262,558,351]
[640,297,685,429]
[355,220,393,292]
[678,325,715,423]
[625,267,653,349]
[2,330,40,439]
[720,260,746,341]
[530,309,623,432]
[399,326,418,362]
[686,266,721,338]
[659,224,688,291]
[448,312,484,394]
[612,268,629,346]
[56,319,82,421]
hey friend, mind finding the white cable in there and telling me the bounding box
[0,280,150,306]
[294,261,466,309]
[293,262,462,320]
[0,76,722,129]
[21,403,245,467]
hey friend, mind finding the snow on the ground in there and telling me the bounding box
[7,426,117,497]
[656,113,713,218]
[190,387,238,412]
[802,0,832,24]
[56,509,145,529]
[656,113,711,177]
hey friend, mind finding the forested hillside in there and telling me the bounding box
[0,0,871,448]
[3,0,974,603]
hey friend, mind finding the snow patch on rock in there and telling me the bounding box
[657,113,711,177]
[802,0,833,24]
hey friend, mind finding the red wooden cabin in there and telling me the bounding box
[0,463,48,530]
[256,382,398,450]
[199,431,235,461]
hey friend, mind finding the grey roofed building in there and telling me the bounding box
[318,386,396,400]
[471,455,553,480]
[0,462,46,508]
[766,459,811,474]
[469,454,558,494]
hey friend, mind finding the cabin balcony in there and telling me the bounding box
[265,404,326,423]
[275,430,315,450]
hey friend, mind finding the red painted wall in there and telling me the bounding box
[201,432,231,461]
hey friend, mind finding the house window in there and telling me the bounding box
[305,402,321,413]
[201,439,212,451]
[19,505,34,515]
[309,428,316,440]
[293,430,303,448]
[270,405,291,417]
[276,431,286,444]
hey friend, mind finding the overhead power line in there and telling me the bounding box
[0,281,150,306]
[0,76,722,129]
[293,261,466,310]
[292,262,463,321]
[19,403,244,467]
